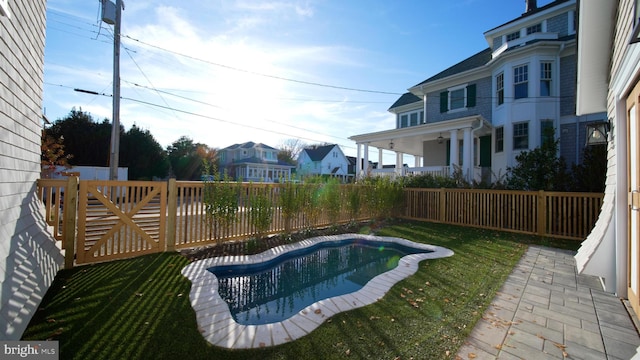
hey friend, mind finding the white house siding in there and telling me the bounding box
[0,1,64,340]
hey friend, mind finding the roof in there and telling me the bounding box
[302,144,337,161]
[485,0,571,34]
[411,0,572,89]
[413,48,492,87]
[388,92,422,111]
[222,141,278,151]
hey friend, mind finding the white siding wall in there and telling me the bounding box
[0,1,64,339]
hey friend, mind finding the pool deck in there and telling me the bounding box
[182,240,640,357]
[456,245,640,360]
[180,233,453,349]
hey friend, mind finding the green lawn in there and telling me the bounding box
[22,220,580,359]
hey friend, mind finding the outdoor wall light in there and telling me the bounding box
[585,121,611,146]
[389,140,394,150]
[437,133,444,144]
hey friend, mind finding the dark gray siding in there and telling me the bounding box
[560,54,576,117]
[425,76,492,123]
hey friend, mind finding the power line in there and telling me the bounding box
[45,9,403,97]
[120,34,403,96]
[51,83,360,150]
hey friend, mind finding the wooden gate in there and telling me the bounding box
[76,181,167,264]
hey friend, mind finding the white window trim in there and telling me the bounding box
[447,84,468,113]
[513,121,530,150]
[496,72,504,107]
[513,64,529,100]
[495,126,504,153]
[398,109,424,128]
[0,0,9,18]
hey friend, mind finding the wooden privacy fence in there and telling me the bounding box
[402,188,604,239]
[37,179,604,267]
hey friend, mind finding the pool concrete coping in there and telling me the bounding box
[180,233,454,349]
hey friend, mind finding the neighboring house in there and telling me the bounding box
[573,0,640,347]
[349,0,605,182]
[0,1,64,339]
[297,144,353,182]
[218,142,294,182]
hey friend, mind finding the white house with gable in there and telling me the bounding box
[297,144,352,182]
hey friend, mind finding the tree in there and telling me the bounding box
[41,133,72,178]
[277,138,306,165]
[506,128,571,191]
[45,108,171,180]
[571,144,607,192]
[167,136,218,180]
[120,124,169,180]
[45,108,113,166]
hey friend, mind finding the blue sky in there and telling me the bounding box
[43,0,554,162]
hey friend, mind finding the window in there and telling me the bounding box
[450,88,465,110]
[440,84,476,113]
[495,127,504,153]
[513,122,529,150]
[399,111,423,128]
[540,119,554,145]
[632,0,640,43]
[496,73,504,106]
[410,112,418,126]
[540,62,552,96]
[400,114,408,128]
[506,31,520,41]
[514,65,529,99]
[526,23,541,35]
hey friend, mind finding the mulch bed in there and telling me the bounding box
[179,220,391,261]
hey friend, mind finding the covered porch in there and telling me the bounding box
[349,115,492,181]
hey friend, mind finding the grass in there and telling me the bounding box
[22,220,581,359]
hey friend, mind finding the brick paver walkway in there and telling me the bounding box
[456,246,640,360]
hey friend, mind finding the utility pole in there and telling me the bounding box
[108,0,122,180]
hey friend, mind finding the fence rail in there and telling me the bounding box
[37,179,603,267]
[402,188,603,239]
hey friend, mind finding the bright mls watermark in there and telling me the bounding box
[1,341,58,359]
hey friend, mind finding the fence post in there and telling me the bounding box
[439,188,446,222]
[537,190,547,236]
[63,176,78,269]
[166,178,177,251]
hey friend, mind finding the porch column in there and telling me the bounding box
[356,143,362,178]
[363,143,369,176]
[395,152,403,176]
[414,156,421,168]
[378,148,383,169]
[462,127,472,180]
[449,129,459,176]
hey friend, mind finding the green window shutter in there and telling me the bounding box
[440,91,448,113]
[479,135,491,167]
[466,84,476,107]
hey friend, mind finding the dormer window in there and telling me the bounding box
[526,23,542,35]
[506,31,521,42]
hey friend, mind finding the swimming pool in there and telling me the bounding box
[181,234,453,349]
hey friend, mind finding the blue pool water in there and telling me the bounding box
[209,239,433,325]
